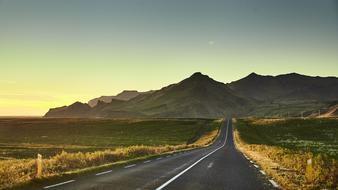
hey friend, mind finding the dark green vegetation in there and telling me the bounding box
[0,118,218,159]
[236,118,338,159]
[45,72,338,118]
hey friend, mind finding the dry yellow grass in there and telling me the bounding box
[233,120,337,190]
[193,127,220,146]
[0,124,220,190]
[250,118,285,125]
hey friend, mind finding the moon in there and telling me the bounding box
[208,41,215,45]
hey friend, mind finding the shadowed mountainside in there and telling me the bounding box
[228,72,338,102]
[228,73,338,117]
[45,72,338,118]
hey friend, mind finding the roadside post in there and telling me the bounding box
[305,158,314,183]
[36,154,42,178]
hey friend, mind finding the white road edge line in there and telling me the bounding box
[95,170,112,176]
[144,160,151,163]
[155,119,230,190]
[156,157,163,160]
[43,180,75,189]
[260,170,266,175]
[254,164,259,168]
[124,164,136,169]
[269,179,279,188]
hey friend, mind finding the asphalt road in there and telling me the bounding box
[36,119,277,190]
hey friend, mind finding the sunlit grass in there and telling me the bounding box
[234,118,337,189]
[0,118,221,190]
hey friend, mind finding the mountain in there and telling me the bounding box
[114,72,254,118]
[44,72,338,118]
[44,102,91,118]
[45,72,254,118]
[228,72,338,102]
[88,90,147,107]
[227,72,338,117]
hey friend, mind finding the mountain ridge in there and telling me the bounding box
[45,72,338,118]
[88,90,153,107]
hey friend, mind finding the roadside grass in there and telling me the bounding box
[237,118,338,158]
[0,118,221,190]
[234,118,337,189]
[15,152,181,190]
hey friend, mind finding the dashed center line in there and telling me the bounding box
[42,119,277,190]
[124,164,136,169]
[155,119,230,190]
[95,170,112,176]
[43,180,75,189]
[207,162,214,169]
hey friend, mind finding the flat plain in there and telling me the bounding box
[0,118,218,160]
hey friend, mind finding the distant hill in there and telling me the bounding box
[44,102,91,118]
[44,72,338,118]
[88,90,152,107]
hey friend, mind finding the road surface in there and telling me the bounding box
[34,119,277,190]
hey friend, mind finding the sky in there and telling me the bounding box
[0,0,337,116]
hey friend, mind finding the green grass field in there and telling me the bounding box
[236,118,338,159]
[0,118,218,159]
[0,118,221,189]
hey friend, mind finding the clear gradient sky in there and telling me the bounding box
[0,0,337,116]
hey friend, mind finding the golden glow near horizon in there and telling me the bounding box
[0,0,337,116]
[1,46,337,116]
